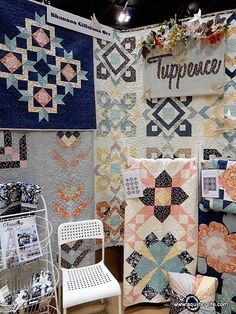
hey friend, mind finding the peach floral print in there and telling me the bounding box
[199,222,236,273]
[219,166,236,201]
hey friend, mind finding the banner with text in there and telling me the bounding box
[47,6,115,43]
[143,40,225,99]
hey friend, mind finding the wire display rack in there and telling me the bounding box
[0,195,59,314]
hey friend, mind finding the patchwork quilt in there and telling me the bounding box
[0,130,95,268]
[123,158,198,306]
[198,207,236,314]
[202,159,236,214]
[94,15,236,248]
[0,0,96,129]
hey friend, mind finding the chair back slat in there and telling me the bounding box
[58,219,104,245]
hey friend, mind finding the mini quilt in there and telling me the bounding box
[123,158,198,306]
[202,160,236,214]
[168,272,218,314]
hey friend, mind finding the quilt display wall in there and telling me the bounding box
[0,0,96,130]
[0,130,95,268]
[94,12,236,245]
[123,158,198,306]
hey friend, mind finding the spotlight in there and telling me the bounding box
[118,10,131,23]
[117,0,131,24]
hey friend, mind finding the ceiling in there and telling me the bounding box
[43,0,236,29]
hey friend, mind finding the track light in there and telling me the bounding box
[117,0,131,23]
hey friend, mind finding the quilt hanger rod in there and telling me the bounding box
[28,0,50,7]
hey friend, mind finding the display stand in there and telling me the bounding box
[0,195,59,314]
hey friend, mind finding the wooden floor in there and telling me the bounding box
[68,297,169,314]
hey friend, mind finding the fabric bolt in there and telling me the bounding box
[123,158,198,306]
[0,0,96,130]
[202,159,236,214]
[0,130,95,267]
[198,207,236,314]
[94,14,236,248]
[168,272,218,314]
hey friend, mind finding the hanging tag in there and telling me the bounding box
[122,169,144,199]
[202,169,219,198]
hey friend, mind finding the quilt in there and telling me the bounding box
[202,159,236,214]
[94,14,236,248]
[198,207,236,314]
[0,130,95,267]
[0,0,96,130]
[123,158,198,306]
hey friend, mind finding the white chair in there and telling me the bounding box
[58,219,122,314]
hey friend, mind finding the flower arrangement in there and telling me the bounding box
[140,11,228,59]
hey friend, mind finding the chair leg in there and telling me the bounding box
[63,308,67,314]
[118,294,122,314]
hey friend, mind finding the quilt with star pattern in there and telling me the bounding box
[123,157,198,306]
[0,0,96,129]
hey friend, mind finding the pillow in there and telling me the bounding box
[168,272,218,314]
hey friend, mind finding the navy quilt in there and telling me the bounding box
[0,0,96,129]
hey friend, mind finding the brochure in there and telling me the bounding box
[0,216,42,269]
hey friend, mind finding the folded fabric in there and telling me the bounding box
[32,270,53,298]
[12,290,29,313]
[168,272,218,314]
[202,159,236,214]
[0,182,41,216]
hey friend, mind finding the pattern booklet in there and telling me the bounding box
[0,216,42,269]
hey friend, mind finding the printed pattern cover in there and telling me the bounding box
[94,14,236,247]
[202,159,236,214]
[123,158,198,306]
[198,207,236,313]
[0,0,96,129]
[0,130,95,268]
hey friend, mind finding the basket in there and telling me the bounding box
[0,259,59,313]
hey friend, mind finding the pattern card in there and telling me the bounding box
[122,169,143,198]
[202,169,219,198]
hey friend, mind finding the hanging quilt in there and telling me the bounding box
[0,0,96,130]
[123,158,198,306]
[198,207,236,314]
[202,159,236,214]
[94,14,236,248]
[0,130,95,268]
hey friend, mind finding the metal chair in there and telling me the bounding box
[58,219,122,314]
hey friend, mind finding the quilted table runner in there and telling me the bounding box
[0,0,96,130]
[202,159,236,214]
[123,158,198,306]
[198,207,236,313]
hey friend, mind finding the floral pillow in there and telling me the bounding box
[168,272,218,314]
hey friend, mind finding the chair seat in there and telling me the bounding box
[62,261,121,308]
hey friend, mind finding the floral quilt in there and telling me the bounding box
[123,158,198,306]
[198,207,236,314]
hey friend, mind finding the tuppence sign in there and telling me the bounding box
[143,40,225,99]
